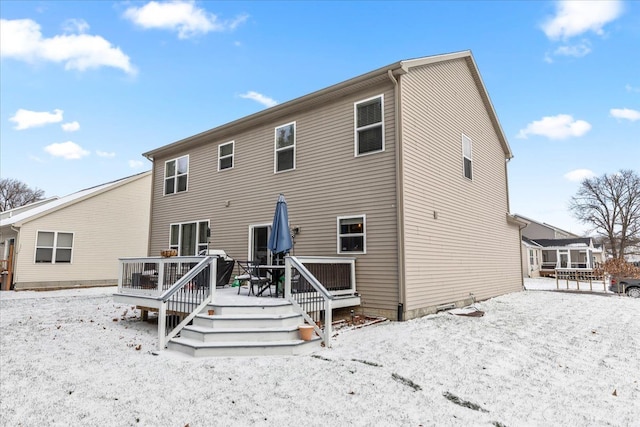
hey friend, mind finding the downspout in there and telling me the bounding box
[388,69,406,321]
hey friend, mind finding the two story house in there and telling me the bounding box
[514,214,603,277]
[142,50,523,320]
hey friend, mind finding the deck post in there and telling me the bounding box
[284,257,292,299]
[158,302,167,350]
[325,299,333,348]
[209,257,216,300]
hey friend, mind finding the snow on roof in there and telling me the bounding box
[0,172,150,227]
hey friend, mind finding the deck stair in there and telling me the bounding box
[167,300,321,357]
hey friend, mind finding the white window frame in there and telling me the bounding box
[274,121,296,173]
[218,141,234,171]
[34,230,74,264]
[248,223,274,265]
[462,134,473,180]
[164,155,189,195]
[337,215,366,254]
[169,220,209,256]
[354,95,385,157]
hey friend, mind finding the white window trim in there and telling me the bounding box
[169,220,209,256]
[218,141,234,172]
[34,230,74,264]
[337,214,366,254]
[354,94,385,157]
[274,121,296,173]
[462,133,473,181]
[247,223,273,263]
[164,155,189,195]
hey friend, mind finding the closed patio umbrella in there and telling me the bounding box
[267,194,293,255]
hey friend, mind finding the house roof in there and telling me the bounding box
[0,197,60,221]
[513,214,580,238]
[522,236,542,247]
[0,172,151,228]
[531,238,593,248]
[143,50,512,161]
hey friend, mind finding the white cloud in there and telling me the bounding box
[0,18,136,75]
[28,154,46,163]
[10,108,63,130]
[542,0,623,40]
[553,41,591,57]
[239,91,278,108]
[517,114,592,140]
[123,1,248,39]
[626,84,640,93]
[62,19,89,34]
[564,169,596,182]
[96,150,116,158]
[610,108,640,122]
[44,141,90,159]
[61,121,80,132]
[129,160,144,169]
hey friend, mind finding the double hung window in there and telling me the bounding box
[337,215,366,254]
[355,95,384,156]
[35,231,73,263]
[275,122,295,172]
[164,155,189,195]
[218,141,234,171]
[462,134,473,180]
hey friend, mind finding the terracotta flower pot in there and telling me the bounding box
[207,309,215,316]
[298,324,315,341]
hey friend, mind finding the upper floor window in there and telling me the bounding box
[355,95,384,156]
[462,134,473,180]
[218,141,234,171]
[337,215,366,254]
[170,220,209,256]
[35,231,73,263]
[164,155,189,195]
[275,122,295,173]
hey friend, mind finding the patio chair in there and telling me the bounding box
[235,260,272,296]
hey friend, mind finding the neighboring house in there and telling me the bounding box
[513,214,580,240]
[0,172,151,290]
[141,50,523,321]
[516,215,604,277]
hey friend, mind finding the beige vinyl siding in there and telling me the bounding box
[13,174,151,289]
[149,85,400,316]
[400,58,521,316]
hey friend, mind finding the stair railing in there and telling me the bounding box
[284,256,334,348]
[157,256,217,349]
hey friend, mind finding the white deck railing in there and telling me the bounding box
[283,256,356,348]
[117,256,217,349]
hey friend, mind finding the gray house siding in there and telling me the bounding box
[399,58,522,317]
[148,84,401,316]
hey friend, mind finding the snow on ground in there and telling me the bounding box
[1,283,638,426]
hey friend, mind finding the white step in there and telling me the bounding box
[208,301,293,316]
[180,324,301,342]
[167,336,322,357]
[192,312,303,329]
[166,300,323,357]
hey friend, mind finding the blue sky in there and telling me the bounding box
[1,0,638,235]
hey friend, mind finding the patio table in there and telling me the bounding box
[256,264,286,297]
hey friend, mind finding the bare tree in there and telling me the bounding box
[569,169,640,259]
[0,178,45,212]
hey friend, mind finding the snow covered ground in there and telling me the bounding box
[1,281,638,426]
